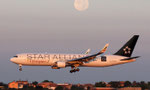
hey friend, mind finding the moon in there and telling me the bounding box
[74,0,89,11]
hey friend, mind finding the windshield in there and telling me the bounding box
[13,56,18,58]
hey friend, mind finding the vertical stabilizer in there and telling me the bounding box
[114,35,139,57]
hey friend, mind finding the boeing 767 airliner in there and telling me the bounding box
[10,35,140,73]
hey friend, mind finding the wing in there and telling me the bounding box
[66,44,109,66]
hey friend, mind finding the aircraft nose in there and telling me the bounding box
[10,58,15,62]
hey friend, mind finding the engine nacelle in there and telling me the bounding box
[56,61,66,68]
[51,61,66,69]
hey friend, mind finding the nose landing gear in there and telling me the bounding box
[19,65,22,71]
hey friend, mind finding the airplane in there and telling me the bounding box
[10,35,140,73]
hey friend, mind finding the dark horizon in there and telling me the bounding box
[0,80,149,90]
[0,0,150,84]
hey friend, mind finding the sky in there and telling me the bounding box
[0,0,150,84]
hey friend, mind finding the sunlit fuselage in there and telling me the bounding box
[10,53,136,67]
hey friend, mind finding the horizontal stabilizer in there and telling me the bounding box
[121,56,140,61]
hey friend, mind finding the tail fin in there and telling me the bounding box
[114,35,139,57]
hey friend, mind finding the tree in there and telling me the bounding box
[42,80,50,82]
[35,86,43,90]
[140,81,148,90]
[70,85,84,90]
[109,81,120,88]
[71,85,79,90]
[55,86,64,90]
[32,81,38,86]
[147,82,150,89]
[42,80,53,83]
[27,86,35,90]
[124,81,132,87]
[0,82,8,89]
[95,81,106,87]
[22,85,28,90]
[132,81,137,87]
[78,86,84,90]
[87,86,91,90]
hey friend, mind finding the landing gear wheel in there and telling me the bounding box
[19,68,22,71]
[70,68,80,73]
[19,65,22,71]
[76,68,80,72]
[70,70,74,73]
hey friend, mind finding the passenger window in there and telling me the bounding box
[101,56,107,62]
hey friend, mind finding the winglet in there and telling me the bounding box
[99,43,109,54]
[85,49,91,54]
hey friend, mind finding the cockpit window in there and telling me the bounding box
[13,56,18,58]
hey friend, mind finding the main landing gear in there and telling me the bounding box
[19,64,22,71]
[70,68,80,73]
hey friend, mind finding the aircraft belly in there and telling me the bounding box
[22,63,52,66]
[82,61,111,67]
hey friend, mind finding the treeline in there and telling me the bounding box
[95,81,150,90]
[1,80,150,90]
[0,80,85,90]
[0,85,85,90]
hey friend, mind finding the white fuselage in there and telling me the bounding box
[10,53,136,67]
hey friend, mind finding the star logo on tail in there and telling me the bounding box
[123,46,131,54]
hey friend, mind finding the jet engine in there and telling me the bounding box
[56,61,66,68]
[51,61,66,69]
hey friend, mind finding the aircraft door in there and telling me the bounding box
[101,56,107,62]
